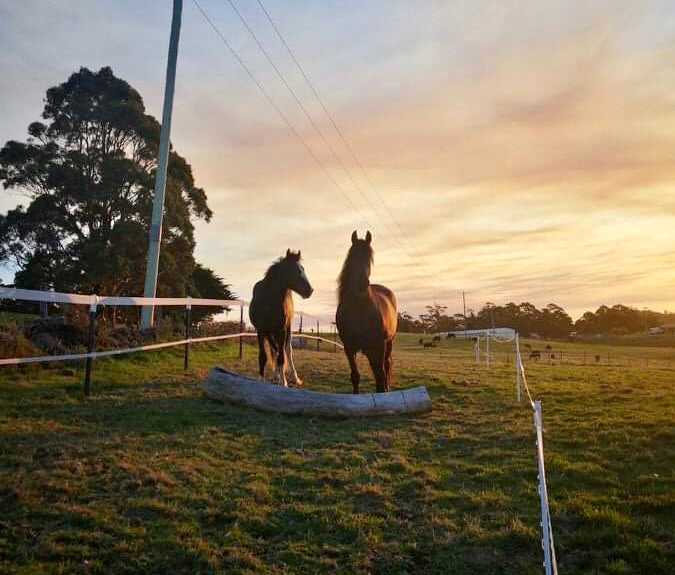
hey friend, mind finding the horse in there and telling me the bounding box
[249,249,313,387]
[336,231,397,393]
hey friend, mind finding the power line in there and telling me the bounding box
[191,0,376,234]
[225,0,402,252]
[254,0,437,273]
[193,0,456,293]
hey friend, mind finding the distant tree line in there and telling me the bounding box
[574,304,674,336]
[398,302,674,338]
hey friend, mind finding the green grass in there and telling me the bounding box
[0,334,673,574]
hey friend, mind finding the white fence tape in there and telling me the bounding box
[0,332,344,366]
[0,286,328,323]
[0,286,245,307]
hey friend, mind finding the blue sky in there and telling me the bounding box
[1,0,675,321]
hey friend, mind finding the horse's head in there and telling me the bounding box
[338,231,374,298]
[348,230,374,275]
[282,249,313,299]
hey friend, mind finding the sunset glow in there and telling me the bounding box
[2,0,674,321]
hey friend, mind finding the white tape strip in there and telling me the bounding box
[290,334,344,349]
[0,286,245,308]
[0,331,342,366]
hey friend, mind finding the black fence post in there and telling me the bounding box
[239,304,244,359]
[84,295,98,396]
[332,323,337,353]
[316,320,320,351]
[299,312,303,333]
[184,297,192,371]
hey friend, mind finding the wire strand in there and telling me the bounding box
[235,0,440,278]
[191,0,377,233]
[254,0,438,272]
[227,0,407,255]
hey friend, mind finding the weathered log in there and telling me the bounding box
[202,366,432,418]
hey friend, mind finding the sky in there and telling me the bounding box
[1,0,674,323]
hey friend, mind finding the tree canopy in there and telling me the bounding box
[0,67,232,315]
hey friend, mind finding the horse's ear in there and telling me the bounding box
[297,250,301,260]
[286,248,291,258]
[365,230,372,244]
[351,230,358,244]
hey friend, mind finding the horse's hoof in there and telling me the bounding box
[292,377,303,387]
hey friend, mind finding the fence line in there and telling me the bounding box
[1,287,338,392]
[476,331,558,573]
[513,333,558,575]
[0,332,344,367]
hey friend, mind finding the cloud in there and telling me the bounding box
[1,0,675,320]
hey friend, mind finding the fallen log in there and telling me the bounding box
[202,367,432,418]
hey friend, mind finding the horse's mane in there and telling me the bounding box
[338,243,373,300]
[264,251,301,280]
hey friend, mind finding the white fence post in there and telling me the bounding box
[533,400,557,575]
[475,337,480,363]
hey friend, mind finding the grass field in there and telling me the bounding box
[0,334,673,574]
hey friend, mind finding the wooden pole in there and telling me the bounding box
[316,320,320,351]
[486,334,490,370]
[84,295,98,396]
[515,333,521,402]
[239,304,244,359]
[183,298,191,370]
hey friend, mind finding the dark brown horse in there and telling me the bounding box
[249,250,313,387]
[336,231,397,393]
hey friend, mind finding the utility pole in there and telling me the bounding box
[141,0,183,328]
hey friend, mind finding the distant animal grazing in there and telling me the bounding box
[419,338,425,345]
[249,249,313,387]
[423,341,435,348]
[545,344,552,350]
[525,343,532,349]
[529,350,541,361]
[432,335,441,343]
[595,354,601,363]
[336,231,397,393]
[446,333,456,339]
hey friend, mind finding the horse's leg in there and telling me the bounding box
[267,335,279,382]
[257,333,267,379]
[285,328,303,386]
[275,329,288,387]
[366,343,387,393]
[384,339,393,391]
[345,347,360,394]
